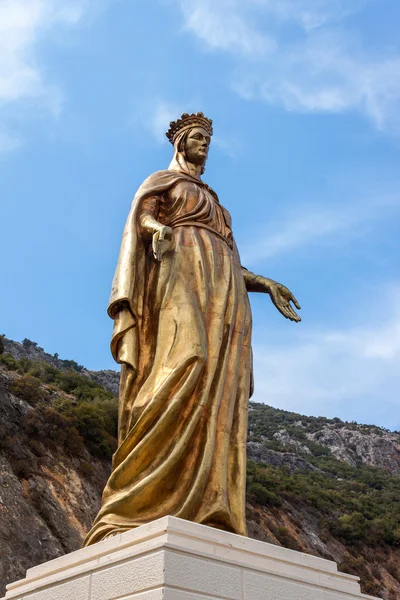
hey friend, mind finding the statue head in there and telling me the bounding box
[166,112,213,175]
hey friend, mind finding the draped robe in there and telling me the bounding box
[84,169,253,546]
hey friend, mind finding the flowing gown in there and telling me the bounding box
[84,172,253,545]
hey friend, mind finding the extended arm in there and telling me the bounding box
[241,267,301,323]
[241,267,277,294]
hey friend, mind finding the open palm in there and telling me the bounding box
[269,283,301,322]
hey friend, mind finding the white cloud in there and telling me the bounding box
[0,0,85,107]
[234,30,400,131]
[252,284,400,429]
[240,193,400,265]
[210,134,242,159]
[178,0,274,56]
[0,0,97,151]
[174,0,400,132]
[136,99,242,159]
[251,0,371,31]
[144,99,185,144]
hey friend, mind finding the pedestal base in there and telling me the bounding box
[3,516,378,600]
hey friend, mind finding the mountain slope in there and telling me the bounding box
[1,336,400,599]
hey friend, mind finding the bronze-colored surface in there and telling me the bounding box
[84,113,300,546]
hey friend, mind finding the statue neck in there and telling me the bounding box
[168,151,205,180]
[185,162,203,179]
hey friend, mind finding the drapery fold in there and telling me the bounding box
[85,162,253,547]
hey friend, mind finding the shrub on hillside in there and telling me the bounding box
[9,456,36,480]
[79,460,95,479]
[24,360,59,383]
[22,406,85,456]
[248,483,281,507]
[386,562,400,582]
[22,338,37,349]
[9,375,46,405]
[336,512,368,542]
[57,399,118,458]
[59,359,83,372]
[273,526,302,551]
[16,357,33,374]
[0,353,17,370]
[54,369,114,402]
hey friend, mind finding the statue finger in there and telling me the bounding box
[280,302,300,322]
[277,303,292,319]
[287,306,301,322]
[290,295,301,310]
[286,303,300,320]
[286,303,297,317]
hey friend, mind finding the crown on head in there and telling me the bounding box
[166,112,213,144]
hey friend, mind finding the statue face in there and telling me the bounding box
[184,127,211,166]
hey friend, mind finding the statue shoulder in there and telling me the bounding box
[135,170,188,199]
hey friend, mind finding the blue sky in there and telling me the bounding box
[1,0,400,429]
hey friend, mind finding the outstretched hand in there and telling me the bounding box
[269,283,301,322]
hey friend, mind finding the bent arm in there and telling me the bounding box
[138,195,163,238]
[138,194,173,262]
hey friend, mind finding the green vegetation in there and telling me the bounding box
[248,401,389,440]
[22,406,85,456]
[1,347,399,598]
[247,402,400,598]
[247,448,400,550]
[1,351,118,459]
[22,338,44,352]
[0,353,17,370]
[10,374,47,405]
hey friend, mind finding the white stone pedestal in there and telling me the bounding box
[2,516,378,600]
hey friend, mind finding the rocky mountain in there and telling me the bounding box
[1,335,400,599]
[2,337,120,396]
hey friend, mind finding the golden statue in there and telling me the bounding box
[84,112,300,546]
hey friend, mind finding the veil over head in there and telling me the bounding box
[169,128,207,176]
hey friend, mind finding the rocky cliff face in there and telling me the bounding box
[307,425,400,473]
[0,343,112,594]
[1,338,400,599]
[248,403,400,476]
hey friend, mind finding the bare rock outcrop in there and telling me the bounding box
[307,426,400,473]
[247,442,317,473]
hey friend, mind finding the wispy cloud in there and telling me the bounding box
[135,98,243,159]
[211,134,243,159]
[141,99,185,144]
[240,193,400,265]
[252,283,400,429]
[178,1,275,56]
[250,0,371,31]
[0,0,99,152]
[174,0,400,132]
